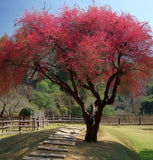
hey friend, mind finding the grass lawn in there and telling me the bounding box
[67,125,153,160]
[103,125,153,160]
[66,125,141,160]
[0,124,153,160]
[0,124,63,160]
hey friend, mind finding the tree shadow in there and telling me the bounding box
[0,128,59,160]
[139,149,153,160]
[67,140,142,160]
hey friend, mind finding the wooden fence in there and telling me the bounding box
[0,118,49,135]
[48,114,153,125]
[48,115,84,124]
[0,115,153,135]
[0,116,84,135]
[101,115,153,125]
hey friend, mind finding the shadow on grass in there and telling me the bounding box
[67,140,141,160]
[139,149,153,160]
[0,128,59,160]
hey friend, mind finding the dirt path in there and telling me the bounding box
[22,126,83,160]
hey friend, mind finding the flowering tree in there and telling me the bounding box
[0,5,153,142]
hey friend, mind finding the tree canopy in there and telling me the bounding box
[0,6,152,95]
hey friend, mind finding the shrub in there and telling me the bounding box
[19,107,34,117]
[141,95,153,114]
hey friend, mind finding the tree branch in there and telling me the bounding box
[42,67,76,95]
[69,69,78,96]
[87,78,101,103]
[82,84,90,90]
[104,72,117,102]
[107,75,120,104]
[38,66,86,115]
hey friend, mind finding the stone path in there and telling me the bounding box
[22,126,82,160]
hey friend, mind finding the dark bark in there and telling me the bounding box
[0,109,5,117]
[85,123,99,142]
[84,103,104,142]
[0,104,7,117]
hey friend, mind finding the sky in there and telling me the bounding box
[0,0,153,37]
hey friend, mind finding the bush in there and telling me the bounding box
[19,107,34,117]
[141,95,153,114]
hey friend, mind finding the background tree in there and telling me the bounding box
[141,95,153,114]
[33,90,59,117]
[0,95,9,117]
[0,90,25,117]
[140,77,153,114]
[0,5,152,142]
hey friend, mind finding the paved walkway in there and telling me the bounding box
[22,126,82,160]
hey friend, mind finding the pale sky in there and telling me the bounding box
[0,0,153,37]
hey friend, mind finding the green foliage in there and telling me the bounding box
[103,105,116,116]
[27,73,153,116]
[19,107,34,117]
[36,79,60,93]
[146,83,153,96]
[117,94,125,102]
[56,70,69,82]
[32,73,153,117]
[141,95,153,114]
[71,105,82,117]
[58,104,68,115]
[36,80,50,92]
[33,91,58,113]
[49,84,60,93]
[32,77,62,116]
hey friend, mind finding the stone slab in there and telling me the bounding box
[51,135,76,140]
[43,140,75,146]
[48,137,76,142]
[53,133,76,137]
[37,146,68,152]
[59,129,79,134]
[22,156,62,160]
[29,152,66,158]
[65,127,83,130]
[55,132,77,136]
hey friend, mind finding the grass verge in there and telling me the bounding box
[66,126,141,160]
[0,124,63,160]
[103,125,153,160]
[0,124,153,160]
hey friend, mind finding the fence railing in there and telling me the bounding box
[101,115,153,125]
[48,116,84,124]
[0,118,49,135]
[0,115,153,135]
[49,114,153,125]
[0,116,84,135]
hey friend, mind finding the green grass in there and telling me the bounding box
[102,125,153,160]
[0,123,64,139]
[0,124,63,160]
[67,125,153,160]
[67,126,141,160]
[0,124,153,160]
[67,141,141,160]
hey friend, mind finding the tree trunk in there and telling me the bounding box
[0,109,5,117]
[84,104,104,142]
[85,122,99,142]
[0,104,6,117]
